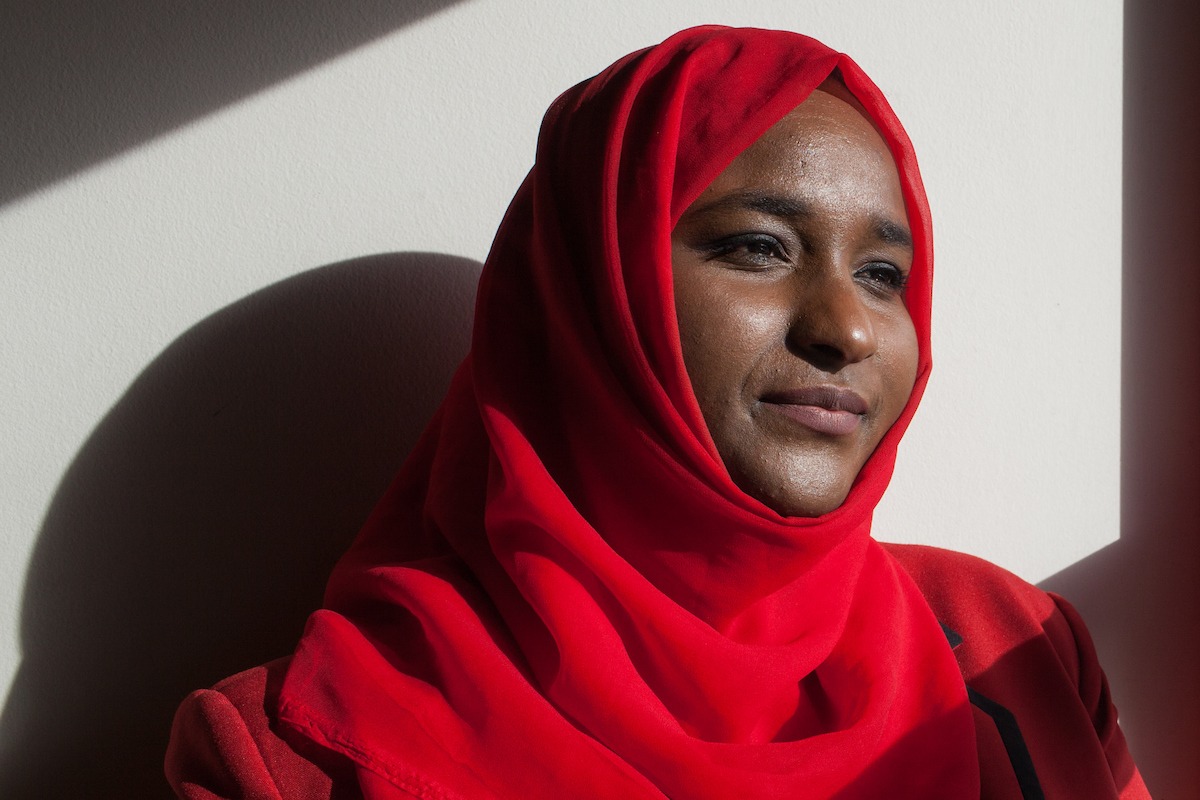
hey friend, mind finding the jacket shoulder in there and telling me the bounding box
[881,543,1076,685]
[166,658,358,799]
[882,543,1058,630]
[882,543,1150,799]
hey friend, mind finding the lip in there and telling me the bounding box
[760,386,868,437]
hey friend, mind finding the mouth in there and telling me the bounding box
[759,386,869,437]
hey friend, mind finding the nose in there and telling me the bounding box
[786,273,878,371]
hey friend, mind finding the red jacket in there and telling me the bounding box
[166,545,1149,799]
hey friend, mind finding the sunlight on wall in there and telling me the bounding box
[0,0,1121,763]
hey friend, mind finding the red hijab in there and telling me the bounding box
[278,26,979,798]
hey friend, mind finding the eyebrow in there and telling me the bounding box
[689,190,914,251]
[689,191,813,220]
[872,218,913,250]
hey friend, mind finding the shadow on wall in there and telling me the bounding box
[0,253,481,799]
[1039,0,1200,796]
[0,0,468,207]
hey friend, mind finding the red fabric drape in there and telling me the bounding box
[276,26,979,798]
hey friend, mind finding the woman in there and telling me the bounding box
[167,26,1148,798]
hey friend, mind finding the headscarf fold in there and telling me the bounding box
[278,26,979,798]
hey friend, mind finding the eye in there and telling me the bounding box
[703,233,789,269]
[855,261,908,294]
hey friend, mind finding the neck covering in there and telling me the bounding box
[278,26,979,799]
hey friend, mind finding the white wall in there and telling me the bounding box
[3,1,1192,797]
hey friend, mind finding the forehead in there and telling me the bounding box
[694,89,905,217]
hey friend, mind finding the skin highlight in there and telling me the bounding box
[671,83,919,517]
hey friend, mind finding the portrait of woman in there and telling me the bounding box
[2,5,1195,800]
[163,26,1148,799]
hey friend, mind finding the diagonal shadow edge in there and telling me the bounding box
[1,0,471,208]
[1037,0,1200,796]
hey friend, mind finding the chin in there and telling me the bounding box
[740,473,853,519]
[716,437,866,519]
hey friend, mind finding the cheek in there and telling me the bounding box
[675,282,778,411]
[675,308,737,423]
[880,313,920,421]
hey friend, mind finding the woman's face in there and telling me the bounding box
[671,85,919,517]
